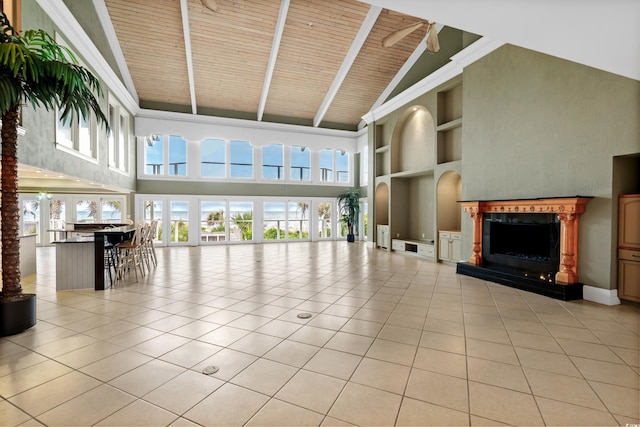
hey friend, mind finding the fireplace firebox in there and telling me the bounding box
[483,213,560,276]
[456,197,591,300]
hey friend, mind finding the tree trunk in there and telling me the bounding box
[1,105,22,299]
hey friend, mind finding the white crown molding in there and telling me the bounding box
[35,0,139,115]
[136,108,360,138]
[450,37,505,68]
[361,60,460,124]
[361,37,504,124]
[582,285,621,306]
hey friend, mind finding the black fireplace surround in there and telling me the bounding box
[457,211,583,300]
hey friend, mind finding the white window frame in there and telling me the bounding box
[261,143,284,180]
[107,94,130,175]
[55,108,99,163]
[54,33,99,164]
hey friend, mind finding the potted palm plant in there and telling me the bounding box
[0,13,107,335]
[337,188,360,242]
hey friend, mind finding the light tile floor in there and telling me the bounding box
[1,242,639,426]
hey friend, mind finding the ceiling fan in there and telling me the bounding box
[201,0,218,12]
[382,20,440,53]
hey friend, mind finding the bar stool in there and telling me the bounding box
[115,222,145,284]
[146,220,158,267]
[104,241,118,288]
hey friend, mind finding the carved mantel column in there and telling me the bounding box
[460,201,483,265]
[556,212,580,284]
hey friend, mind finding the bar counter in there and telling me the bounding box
[54,225,136,290]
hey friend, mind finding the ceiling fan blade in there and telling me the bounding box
[201,0,218,12]
[426,22,440,53]
[382,21,425,48]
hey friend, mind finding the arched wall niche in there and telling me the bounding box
[390,105,435,174]
[375,182,389,226]
[437,170,462,232]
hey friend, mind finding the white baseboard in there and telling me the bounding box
[582,285,621,306]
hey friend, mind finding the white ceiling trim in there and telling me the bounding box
[35,0,139,115]
[180,0,198,114]
[91,0,138,102]
[137,108,362,138]
[257,0,290,122]
[313,5,382,128]
[362,37,503,124]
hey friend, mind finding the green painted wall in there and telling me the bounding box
[61,0,124,83]
[19,0,136,195]
[462,44,640,290]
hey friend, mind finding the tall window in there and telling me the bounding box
[336,150,349,183]
[54,36,98,161]
[76,200,98,222]
[108,96,130,173]
[56,111,97,160]
[262,144,283,180]
[288,201,309,240]
[317,202,333,238]
[143,200,163,243]
[145,134,164,175]
[320,149,333,182]
[169,135,187,176]
[201,201,226,242]
[22,199,40,242]
[229,202,253,241]
[101,199,122,222]
[170,201,189,243]
[230,140,253,178]
[264,202,286,240]
[201,139,225,178]
[290,145,310,181]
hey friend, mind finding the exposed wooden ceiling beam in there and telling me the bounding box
[313,5,382,128]
[257,0,290,122]
[180,0,197,114]
[92,0,138,102]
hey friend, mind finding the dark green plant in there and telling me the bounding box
[337,188,360,238]
[0,13,107,302]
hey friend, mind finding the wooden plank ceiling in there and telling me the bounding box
[104,0,434,130]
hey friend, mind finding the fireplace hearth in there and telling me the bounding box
[456,197,591,301]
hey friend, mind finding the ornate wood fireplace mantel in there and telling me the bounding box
[459,197,592,284]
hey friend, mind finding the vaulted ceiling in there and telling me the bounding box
[19,0,640,193]
[98,0,463,131]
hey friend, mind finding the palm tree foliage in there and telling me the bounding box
[0,13,107,300]
[0,14,105,123]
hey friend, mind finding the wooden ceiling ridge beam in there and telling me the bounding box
[358,23,443,129]
[257,0,290,122]
[313,5,382,128]
[180,0,198,114]
[92,0,138,102]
